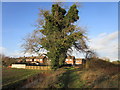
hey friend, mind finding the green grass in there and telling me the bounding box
[57,68,86,88]
[68,70,86,88]
[2,67,42,87]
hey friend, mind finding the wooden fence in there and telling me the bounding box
[25,66,51,70]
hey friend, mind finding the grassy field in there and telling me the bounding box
[2,67,42,88]
[34,58,120,88]
[2,58,120,89]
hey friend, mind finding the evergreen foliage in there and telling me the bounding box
[22,4,88,70]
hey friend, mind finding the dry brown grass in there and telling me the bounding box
[94,73,120,88]
[35,69,65,88]
[79,58,120,88]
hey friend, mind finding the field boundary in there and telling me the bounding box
[25,66,51,70]
[11,64,51,70]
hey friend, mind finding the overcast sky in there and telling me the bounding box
[1,2,118,61]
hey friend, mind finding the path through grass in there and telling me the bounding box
[57,67,86,88]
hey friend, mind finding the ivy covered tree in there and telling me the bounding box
[22,3,88,69]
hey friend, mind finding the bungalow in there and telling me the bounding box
[65,56,75,65]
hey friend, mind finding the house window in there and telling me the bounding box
[34,59,36,61]
[30,59,32,61]
[40,59,42,61]
[70,59,72,61]
[66,59,68,61]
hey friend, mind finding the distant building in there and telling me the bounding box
[75,58,83,64]
[34,56,47,64]
[65,56,75,65]
[16,57,25,62]
[23,56,48,65]
[75,58,86,65]
[26,57,34,62]
[17,55,86,66]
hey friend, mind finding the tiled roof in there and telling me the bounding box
[76,58,82,60]
[66,56,75,59]
[35,56,46,59]
[26,57,34,59]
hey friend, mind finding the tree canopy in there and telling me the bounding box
[22,3,88,69]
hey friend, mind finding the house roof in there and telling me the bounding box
[75,58,82,61]
[66,56,75,59]
[26,57,34,59]
[35,56,46,59]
